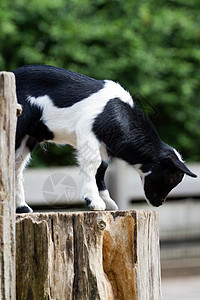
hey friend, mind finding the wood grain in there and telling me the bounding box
[16,211,161,300]
[0,72,17,300]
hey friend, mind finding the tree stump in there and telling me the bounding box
[0,72,17,300]
[16,211,161,300]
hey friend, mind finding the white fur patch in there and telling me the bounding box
[99,190,118,210]
[173,148,184,163]
[15,135,33,210]
[27,80,134,147]
[134,164,152,186]
[15,135,31,172]
[104,80,134,107]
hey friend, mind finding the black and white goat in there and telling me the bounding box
[13,65,197,213]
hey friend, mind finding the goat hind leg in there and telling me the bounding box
[15,137,33,213]
[96,161,118,210]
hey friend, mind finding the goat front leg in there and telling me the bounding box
[96,161,118,210]
[77,134,106,211]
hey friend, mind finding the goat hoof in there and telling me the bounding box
[99,190,119,210]
[85,198,94,209]
[106,202,119,211]
[85,197,106,211]
[16,205,33,213]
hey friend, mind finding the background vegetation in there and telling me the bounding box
[1,0,200,165]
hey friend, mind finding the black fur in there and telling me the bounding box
[15,100,54,151]
[93,98,162,164]
[13,65,104,108]
[96,161,108,191]
[93,98,197,207]
[14,65,104,152]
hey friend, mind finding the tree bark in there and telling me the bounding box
[0,72,17,300]
[16,211,161,300]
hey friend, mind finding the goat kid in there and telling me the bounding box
[13,65,197,213]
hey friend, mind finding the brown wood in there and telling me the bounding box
[0,72,17,300]
[16,211,161,300]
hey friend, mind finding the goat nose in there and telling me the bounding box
[156,198,165,207]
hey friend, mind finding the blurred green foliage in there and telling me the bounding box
[1,0,200,165]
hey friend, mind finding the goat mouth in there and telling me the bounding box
[145,191,166,207]
[153,198,166,207]
[147,197,166,207]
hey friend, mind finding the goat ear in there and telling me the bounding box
[162,156,197,178]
